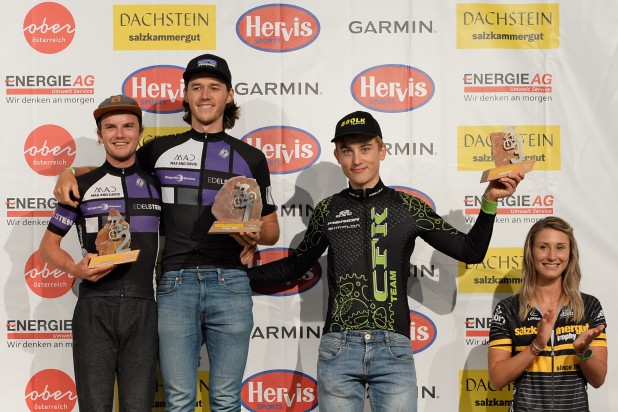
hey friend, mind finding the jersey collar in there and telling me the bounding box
[102,160,137,176]
[188,128,227,141]
[344,179,386,200]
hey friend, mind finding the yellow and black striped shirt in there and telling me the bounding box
[489,293,607,412]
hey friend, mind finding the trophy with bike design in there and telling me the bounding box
[480,129,535,183]
[209,176,263,233]
[88,208,140,268]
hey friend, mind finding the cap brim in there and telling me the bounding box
[331,130,379,142]
[93,106,142,122]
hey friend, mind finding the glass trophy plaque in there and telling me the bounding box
[209,176,263,233]
[88,208,140,268]
[480,131,535,183]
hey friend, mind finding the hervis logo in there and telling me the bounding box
[122,65,185,114]
[249,248,321,296]
[236,4,320,52]
[351,64,435,113]
[242,126,321,174]
[391,186,436,210]
[241,369,318,411]
[410,310,438,353]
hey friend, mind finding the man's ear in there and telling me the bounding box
[379,143,386,161]
[333,147,341,164]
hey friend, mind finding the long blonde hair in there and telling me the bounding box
[517,217,584,321]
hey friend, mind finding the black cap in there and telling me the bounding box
[183,54,232,85]
[93,95,142,123]
[332,111,382,142]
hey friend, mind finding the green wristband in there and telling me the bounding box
[65,166,75,175]
[481,196,497,215]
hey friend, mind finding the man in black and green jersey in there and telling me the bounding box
[249,110,524,412]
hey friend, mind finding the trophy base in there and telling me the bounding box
[480,160,535,183]
[209,220,263,234]
[88,250,140,268]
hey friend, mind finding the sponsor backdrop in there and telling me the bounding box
[1,1,616,411]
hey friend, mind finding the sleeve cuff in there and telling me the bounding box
[481,196,497,215]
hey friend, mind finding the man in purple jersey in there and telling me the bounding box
[53,54,280,412]
[40,95,161,412]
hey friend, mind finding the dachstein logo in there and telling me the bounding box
[23,124,76,176]
[459,370,513,411]
[457,3,559,49]
[24,369,77,412]
[241,370,318,411]
[249,248,321,296]
[23,2,76,54]
[351,65,435,112]
[410,310,437,353]
[242,126,320,174]
[392,186,436,210]
[122,65,185,114]
[236,4,320,52]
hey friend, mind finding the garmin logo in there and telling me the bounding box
[251,325,322,339]
[279,203,314,218]
[349,20,434,34]
[384,142,435,156]
[235,82,319,96]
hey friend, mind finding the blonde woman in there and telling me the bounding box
[488,217,607,411]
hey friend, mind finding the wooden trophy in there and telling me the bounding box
[480,131,535,183]
[88,208,140,268]
[209,176,263,233]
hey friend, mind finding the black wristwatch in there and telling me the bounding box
[575,347,593,361]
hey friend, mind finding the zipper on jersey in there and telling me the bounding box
[550,329,555,411]
[362,189,372,327]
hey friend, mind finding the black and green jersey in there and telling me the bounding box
[249,179,496,338]
[489,293,607,412]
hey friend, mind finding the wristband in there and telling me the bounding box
[481,196,497,215]
[65,166,76,175]
[530,340,544,355]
